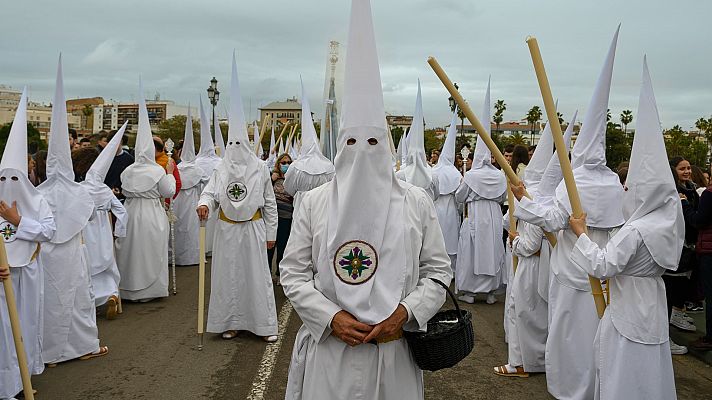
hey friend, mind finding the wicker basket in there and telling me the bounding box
[403,278,474,371]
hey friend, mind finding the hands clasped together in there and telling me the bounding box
[330,304,408,346]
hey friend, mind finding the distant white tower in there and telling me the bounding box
[320,40,342,161]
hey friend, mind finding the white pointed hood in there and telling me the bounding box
[534,111,577,206]
[267,125,277,168]
[83,120,128,206]
[571,25,619,169]
[321,0,407,325]
[254,123,264,157]
[432,108,462,194]
[177,107,204,189]
[555,26,624,229]
[0,87,49,266]
[290,78,335,176]
[195,97,221,177]
[624,57,683,270]
[37,56,94,243]
[120,77,165,193]
[524,100,557,188]
[463,78,506,199]
[399,80,432,188]
[213,52,265,221]
[214,112,226,158]
[277,137,284,156]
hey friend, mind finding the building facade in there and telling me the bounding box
[259,98,302,131]
[93,99,194,133]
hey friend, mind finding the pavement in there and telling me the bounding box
[670,310,712,365]
[31,262,712,399]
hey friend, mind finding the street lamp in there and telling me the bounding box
[207,77,220,137]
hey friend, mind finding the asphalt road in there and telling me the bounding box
[31,262,712,399]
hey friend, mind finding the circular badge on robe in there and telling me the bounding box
[0,221,17,243]
[226,182,248,202]
[333,240,378,285]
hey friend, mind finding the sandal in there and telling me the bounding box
[80,345,109,361]
[106,295,119,320]
[264,335,278,343]
[493,364,529,378]
[222,330,239,340]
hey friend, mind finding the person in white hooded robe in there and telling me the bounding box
[0,88,55,399]
[81,121,128,318]
[511,26,625,400]
[115,78,177,302]
[455,79,507,305]
[196,53,279,341]
[396,80,440,201]
[194,99,222,257]
[432,109,463,274]
[172,109,204,266]
[279,1,452,398]
[567,57,680,400]
[496,112,577,377]
[37,57,106,364]
[284,79,335,213]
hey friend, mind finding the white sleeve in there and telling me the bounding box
[283,169,297,196]
[514,196,569,232]
[110,196,128,238]
[454,181,470,204]
[157,174,176,199]
[197,171,220,215]
[15,200,55,243]
[279,193,342,343]
[511,222,544,258]
[261,168,278,242]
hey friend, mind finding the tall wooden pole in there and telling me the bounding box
[427,56,557,246]
[0,240,35,399]
[526,37,606,318]
[197,220,206,350]
[255,115,271,154]
[506,182,519,275]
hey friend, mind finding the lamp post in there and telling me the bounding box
[207,77,220,137]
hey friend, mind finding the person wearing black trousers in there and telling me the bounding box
[267,153,293,283]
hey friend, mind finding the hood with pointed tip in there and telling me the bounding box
[432,109,462,195]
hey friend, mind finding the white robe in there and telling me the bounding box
[571,227,677,400]
[455,182,505,294]
[508,220,549,372]
[172,182,203,265]
[41,234,99,363]
[283,168,334,214]
[395,169,440,202]
[280,184,452,400]
[115,175,176,301]
[198,167,279,336]
[84,196,127,306]
[515,196,615,400]
[0,210,54,399]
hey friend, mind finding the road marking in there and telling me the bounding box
[246,300,293,400]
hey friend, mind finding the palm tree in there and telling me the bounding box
[494,99,506,134]
[557,112,564,125]
[620,110,633,136]
[509,132,528,146]
[696,117,711,160]
[525,106,542,145]
[82,104,94,132]
[606,108,612,122]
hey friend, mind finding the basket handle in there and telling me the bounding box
[429,278,466,323]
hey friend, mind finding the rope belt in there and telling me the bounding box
[375,330,403,344]
[218,208,262,224]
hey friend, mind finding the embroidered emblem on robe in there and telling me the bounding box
[226,182,248,202]
[0,221,17,242]
[333,240,378,285]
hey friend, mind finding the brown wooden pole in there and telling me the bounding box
[507,183,519,275]
[526,36,606,318]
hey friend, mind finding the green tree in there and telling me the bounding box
[695,117,711,160]
[424,129,445,155]
[606,108,612,122]
[157,115,201,146]
[494,99,506,134]
[620,110,633,136]
[605,122,631,169]
[82,104,94,131]
[391,126,404,148]
[0,122,45,155]
[503,132,528,146]
[525,106,542,145]
[664,125,708,167]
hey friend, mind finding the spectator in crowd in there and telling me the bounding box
[69,128,79,149]
[104,129,134,200]
[27,154,37,185]
[80,137,92,149]
[455,153,464,172]
[430,149,440,165]
[96,131,109,152]
[511,144,530,179]
[691,165,708,196]
[153,136,181,201]
[267,153,294,282]
[682,163,712,351]
[72,147,100,183]
[503,144,514,164]
[665,157,699,348]
[617,161,629,186]
[33,150,47,185]
[528,144,537,159]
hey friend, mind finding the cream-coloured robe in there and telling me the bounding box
[116,175,175,301]
[280,183,452,400]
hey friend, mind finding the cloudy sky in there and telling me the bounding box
[2,0,710,129]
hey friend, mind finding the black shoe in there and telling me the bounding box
[690,337,712,351]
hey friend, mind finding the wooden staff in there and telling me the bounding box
[427,56,557,246]
[0,241,35,400]
[197,219,206,350]
[506,182,519,275]
[526,36,606,318]
[285,125,297,152]
[270,122,291,155]
[254,115,271,154]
